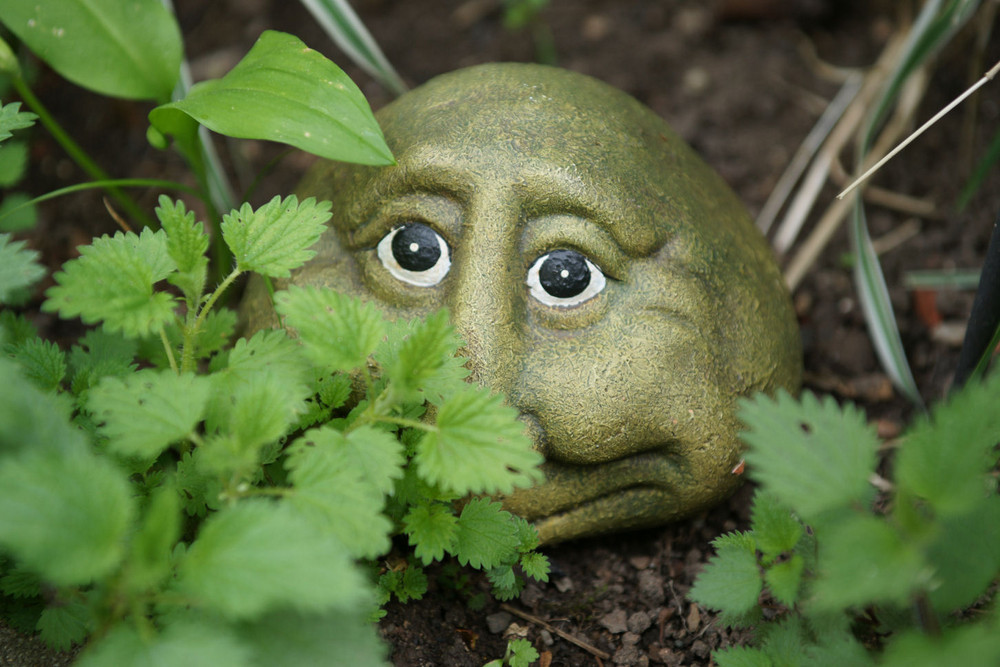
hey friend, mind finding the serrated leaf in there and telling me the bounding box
[156,196,209,272]
[43,228,178,337]
[88,369,210,459]
[520,551,550,582]
[318,372,352,409]
[285,426,398,558]
[508,638,541,667]
[238,610,389,667]
[383,309,463,400]
[76,617,252,667]
[126,482,181,594]
[811,515,926,612]
[0,356,83,455]
[895,371,1000,515]
[177,500,367,619]
[487,564,519,600]
[750,492,803,558]
[37,599,89,651]
[0,310,37,347]
[69,329,138,397]
[416,387,542,495]
[879,620,1000,667]
[206,370,305,463]
[0,102,37,142]
[0,449,134,585]
[9,337,66,391]
[925,495,1000,612]
[403,502,458,565]
[276,286,385,371]
[149,30,393,165]
[764,553,804,607]
[221,195,330,277]
[450,498,519,570]
[689,532,762,621]
[0,566,41,598]
[0,233,45,303]
[741,391,878,520]
[0,0,182,101]
[175,450,222,517]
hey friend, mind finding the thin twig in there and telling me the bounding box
[499,604,611,660]
[837,58,1000,199]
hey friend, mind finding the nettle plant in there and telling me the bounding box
[0,5,550,660]
[691,379,1000,666]
[0,188,548,663]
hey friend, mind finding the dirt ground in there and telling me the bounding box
[5,0,1000,665]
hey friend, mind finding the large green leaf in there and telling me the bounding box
[0,0,182,101]
[150,30,394,166]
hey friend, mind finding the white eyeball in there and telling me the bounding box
[377,223,451,287]
[527,249,606,307]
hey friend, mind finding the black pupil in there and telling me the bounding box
[392,224,441,272]
[538,249,590,298]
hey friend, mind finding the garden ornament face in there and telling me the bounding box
[242,63,802,544]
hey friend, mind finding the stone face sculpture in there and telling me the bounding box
[242,63,802,544]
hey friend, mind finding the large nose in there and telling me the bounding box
[446,189,525,396]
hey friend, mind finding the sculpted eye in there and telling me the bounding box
[526,249,606,307]
[377,223,451,286]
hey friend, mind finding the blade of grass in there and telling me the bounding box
[846,0,982,405]
[298,0,407,96]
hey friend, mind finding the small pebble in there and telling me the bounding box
[539,629,554,647]
[638,570,666,606]
[628,610,653,634]
[628,555,651,570]
[485,611,512,635]
[554,576,574,593]
[599,609,629,634]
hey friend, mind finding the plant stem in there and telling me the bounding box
[11,76,155,229]
[159,327,179,374]
[193,267,242,337]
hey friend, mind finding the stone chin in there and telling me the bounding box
[242,62,802,544]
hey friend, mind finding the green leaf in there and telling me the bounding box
[76,618,252,667]
[149,30,393,165]
[925,495,1000,613]
[69,329,138,396]
[450,498,519,570]
[416,387,542,495]
[520,551,550,582]
[0,233,45,303]
[383,310,464,400]
[43,228,178,337]
[689,532,762,624]
[0,140,27,186]
[0,310,37,347]
[178,500,368,619]
[0,192,39,232]
[276,286,386,371]
[403,501,458,565]
[8,337,66,391]
[0,0,181,101]
[764,553,804,607]
[156,195,208,302]
[741,391,878,520]
[37,598,89,651]
[0,356,83,455]
[880,619,1000,667]
[238,610,389,667]
[0,565,41,598]
[713,646,773,667]
[894,371,1000,515]
[221,195,331,278]
[507,638,540,667]
[810,514,926,612]
[216,328,312,383]
[750,492,803,559]
[0,448,134,586]
[126,482,181,593]
[88,369,210,459]
[284,426,397,559]
[0,101,37,142]
[318,372,352,409]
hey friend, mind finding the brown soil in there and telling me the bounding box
[5,0,1000,665]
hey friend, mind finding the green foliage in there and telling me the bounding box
[0,233,45,303]
[0,0,183,101]
[691,378,1000,663]
[0,195,547,661]
[149,30,395,167]
[484,637,541,667]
